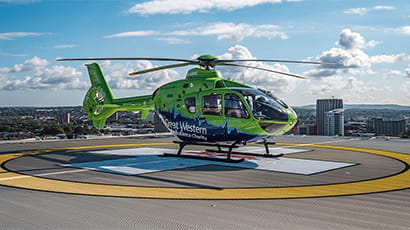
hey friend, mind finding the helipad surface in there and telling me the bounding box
[65,147,355,175]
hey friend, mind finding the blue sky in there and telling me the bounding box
[0,0,409,106]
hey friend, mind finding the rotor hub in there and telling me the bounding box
[197,54,218,70]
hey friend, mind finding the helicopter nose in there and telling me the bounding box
[288,109,297,128]
[258,109,296,134]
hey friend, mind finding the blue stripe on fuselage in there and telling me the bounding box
[157,107,266,143]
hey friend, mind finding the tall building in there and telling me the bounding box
[316,98,343,135]
[324,109,344,136]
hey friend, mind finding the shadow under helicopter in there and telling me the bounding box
[4,151,255,189]
[65,153,260,175]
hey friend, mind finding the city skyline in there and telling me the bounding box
[1,0,409,106]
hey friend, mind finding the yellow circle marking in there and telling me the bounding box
[1,142,410,199]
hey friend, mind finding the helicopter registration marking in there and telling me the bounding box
[1,143,410,200]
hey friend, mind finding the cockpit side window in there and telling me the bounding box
[184,97,196,114]
[202,94,222,116]
[224,93,249,119]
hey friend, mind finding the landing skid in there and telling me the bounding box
[161,141,282,163]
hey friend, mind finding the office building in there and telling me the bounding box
[367,118,406,136]
[316,98,343,135]
[296,124,317,135]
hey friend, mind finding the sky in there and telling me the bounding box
[0,0,409,106]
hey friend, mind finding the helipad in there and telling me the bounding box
[1,141,409,200]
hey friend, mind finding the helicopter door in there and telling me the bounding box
[224,93,249,119]
[202,94,222,116]
[199,93,225,135]
[223,92,256,134]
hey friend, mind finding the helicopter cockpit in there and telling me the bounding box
[232,88,289,122]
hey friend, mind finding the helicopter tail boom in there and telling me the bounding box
[84,63,154,129]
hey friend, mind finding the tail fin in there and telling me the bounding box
[83,63,117,129]
[83,63,155,129]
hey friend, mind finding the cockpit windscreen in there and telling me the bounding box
[232,88,288,121]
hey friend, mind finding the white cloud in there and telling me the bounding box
[344,8,368,15]
[304,28,410,104]
[34,65,82,83]
[305,48,370,77]
[0,32,45,40]
[217,45,299,94]
[401,81,410,97]
[344,5,395,15]
[0,56,49,73]
[104,22,287,42]
[104,31,157,38]
[128,0,289,15]
[349,25,410,36]
[370,53,410,63]
[0,69,86,90]
[364,40,381,48]
[156,37,190,44]
[321,48,370,68]
[399,26,410,35]
[100,60,180,90]
[0,57,87,90]
[337,29,378,49]
[305,29,372,77]
[373,5,395,10]
[337,29,365,49]
[303,68,338,78]
[309,75,391,103]
[100,61,139,89]
[309,76,347,95]
[387,70,402,76]
[134,61,180,89]
[168,22,287,42]
[383,70,402,79]
[0,51,27,57]
[53,44,77,49]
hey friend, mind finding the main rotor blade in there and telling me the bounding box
[220,63,307,79]
[56,57,196,63]
[217,59,335,65]
[129,62,194,76]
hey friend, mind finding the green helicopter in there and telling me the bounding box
[57,55,331,161]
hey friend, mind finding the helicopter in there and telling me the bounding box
[57,55,331,162]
